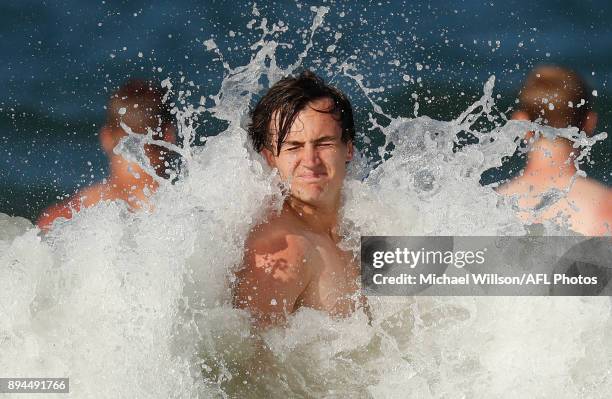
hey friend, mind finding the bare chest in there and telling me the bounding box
[297,238,361,316]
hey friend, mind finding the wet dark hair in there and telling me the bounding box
[248,70,355,155]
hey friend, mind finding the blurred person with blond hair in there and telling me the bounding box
[497,66,612,235]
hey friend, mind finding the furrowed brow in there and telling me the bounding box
[282,140,304,146]
[313,135,337,143]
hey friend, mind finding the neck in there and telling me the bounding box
[106,156,159,203]
[524,137,578,184]
[286,195,342,238]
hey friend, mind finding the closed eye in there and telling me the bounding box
[314,135,338,146]
[283,145,301,151]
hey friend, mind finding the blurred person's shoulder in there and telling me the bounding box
[568,177,612,233]
[570,176,611,200]
[495,175,541,206]
[36,184,107,231]
[496,175,612,235]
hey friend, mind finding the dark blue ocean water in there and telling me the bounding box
[1,0,611,220]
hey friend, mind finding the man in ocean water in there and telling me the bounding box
[37,79,176,231]
[497,66,612,235]
[233,71,367,329]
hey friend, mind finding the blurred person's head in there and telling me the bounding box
[100,79,176,179]
[514,65,597,134]
[498,66,612,236]
[248,70,354,208]
[36,79,177,231]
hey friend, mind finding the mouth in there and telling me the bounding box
[296,172,327,182]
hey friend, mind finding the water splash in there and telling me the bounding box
[1,7,611,399]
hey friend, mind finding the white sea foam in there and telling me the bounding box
[1,7,611,398]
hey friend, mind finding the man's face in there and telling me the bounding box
[263,97,353,207]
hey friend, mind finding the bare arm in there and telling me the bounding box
[233,233,312,329]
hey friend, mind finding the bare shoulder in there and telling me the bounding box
[244,211,314,273]
[37,200,75,231]
[569,178,612,210]
[572,177,611,198]
[576,178,612,216]
[567,178,612,235]
[75,184,108,206]
[234,210,315,328]
[36,184,107,231]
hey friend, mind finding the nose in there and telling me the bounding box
[301,143,321,167]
